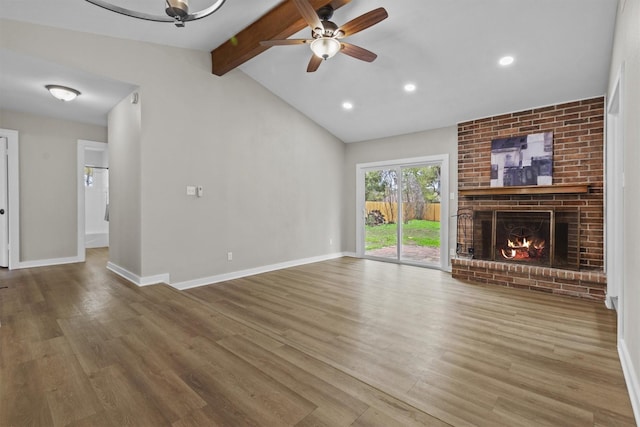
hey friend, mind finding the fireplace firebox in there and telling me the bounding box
[471,209,580,270]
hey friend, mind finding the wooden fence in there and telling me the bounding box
[365,202,441,223]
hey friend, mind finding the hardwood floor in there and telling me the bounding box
[0,248,635,426]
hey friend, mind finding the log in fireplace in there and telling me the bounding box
[468,209,580,270]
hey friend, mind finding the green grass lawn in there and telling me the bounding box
[365,220,440,250]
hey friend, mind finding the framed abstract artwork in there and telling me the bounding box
[490,132,553,187]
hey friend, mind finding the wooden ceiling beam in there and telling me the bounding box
[211,0,351,76]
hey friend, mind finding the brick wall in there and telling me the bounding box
[453,97,605,300]
[457,97,605,271]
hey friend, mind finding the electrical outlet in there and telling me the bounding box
[227,252,232,261]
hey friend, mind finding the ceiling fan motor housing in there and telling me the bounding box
[320,20,339,37]
[312,6,342,38]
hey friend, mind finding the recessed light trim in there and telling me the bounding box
[499,56,515,66]
[404,83,417,92]
[342,101,353,110]
[46,85,81,102]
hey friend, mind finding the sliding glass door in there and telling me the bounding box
[357,156,449,269]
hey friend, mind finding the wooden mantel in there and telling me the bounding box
[458,183,589,197]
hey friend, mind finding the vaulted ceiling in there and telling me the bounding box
[0,0,619,142]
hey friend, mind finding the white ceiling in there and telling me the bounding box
[0,0,619,142]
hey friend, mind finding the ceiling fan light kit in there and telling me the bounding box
[84,0,226,27]
[310,37,341,59]
[259,0,388,72]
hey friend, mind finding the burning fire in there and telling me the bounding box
[500,237,545,260]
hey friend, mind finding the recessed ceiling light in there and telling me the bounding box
[404,83,417,92]
[499,56,515,66]
[342,101,353,110]
[45,84,81,102]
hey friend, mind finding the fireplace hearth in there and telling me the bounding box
[453,206,602,300]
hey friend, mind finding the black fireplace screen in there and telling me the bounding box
[466,209,580,270]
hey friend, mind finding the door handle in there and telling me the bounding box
[0,209,4,215]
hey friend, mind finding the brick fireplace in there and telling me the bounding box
[452,97,606,301]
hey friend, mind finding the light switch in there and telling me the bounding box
[186,186,196,196]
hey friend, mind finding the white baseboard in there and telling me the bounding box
[171,252,347,291]
[619,338,640,425]
[18,255,83,269]
[85,232,109,249]
[106,262,170,287]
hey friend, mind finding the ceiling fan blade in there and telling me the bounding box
[293,0,323,34]
[336,7,388,38]
[340,43,377,62]
[260,39,311,47]
[307,54,323,72]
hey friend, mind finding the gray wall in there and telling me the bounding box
[0,109,106,261]
[343,126,458,261]
[607,0,640,417]
[1,20,345,284]
[108,93,141,276]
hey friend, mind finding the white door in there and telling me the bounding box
[0,137,8,267]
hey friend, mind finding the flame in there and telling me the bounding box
[501,236,545,260]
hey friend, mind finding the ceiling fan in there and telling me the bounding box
[260,0,388,72]
[84,0,226,27]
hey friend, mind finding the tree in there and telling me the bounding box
[402,166,441,222]
[365,170,386,201]
[365,170,398,222]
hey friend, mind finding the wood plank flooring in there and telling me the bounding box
[0,248,635,426]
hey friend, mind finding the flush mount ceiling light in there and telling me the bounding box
[45,85,81,102]
[499,55,515,66]
[84,0,226,27]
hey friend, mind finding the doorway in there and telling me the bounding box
[0,129,19,269]
[77,140,109,261]
[356,155,449,270]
